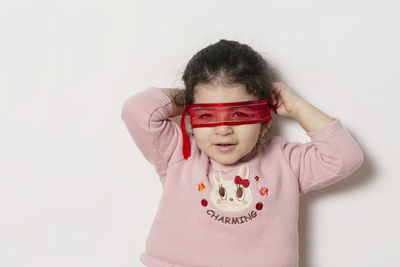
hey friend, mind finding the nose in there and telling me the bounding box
[214,125,233,135]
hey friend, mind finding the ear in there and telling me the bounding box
[259,120,272,137]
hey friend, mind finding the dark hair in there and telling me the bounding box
[173,39,276,107]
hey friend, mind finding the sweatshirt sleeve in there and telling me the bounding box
[120,86,183,180]
[281,117,364,195]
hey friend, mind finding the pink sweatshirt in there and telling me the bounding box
[121,86,364,267]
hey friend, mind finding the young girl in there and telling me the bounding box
[121,39,364,267]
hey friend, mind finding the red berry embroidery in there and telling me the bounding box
[201,199,208,207]
[256,202,263,210]
[255,176,259,181]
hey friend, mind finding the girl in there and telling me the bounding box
[121,39,364,267]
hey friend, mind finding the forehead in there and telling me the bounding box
[193,83,257,104]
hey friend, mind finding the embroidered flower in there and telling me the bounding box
[259,186,269,196]
[198,182,206,192]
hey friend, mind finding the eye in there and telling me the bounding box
[232,111,248,118]
[219,186,227,200]
[236,186,245,201]
[199,113,212,119]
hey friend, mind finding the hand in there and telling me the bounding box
[270,82,303,118]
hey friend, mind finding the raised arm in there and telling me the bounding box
[271,82,364,194]
[121,87,186,180]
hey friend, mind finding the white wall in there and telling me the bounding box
[1,0,399,266]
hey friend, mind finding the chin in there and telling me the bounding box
[214,156,238,165]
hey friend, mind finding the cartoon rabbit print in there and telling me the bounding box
[210,164,253,212]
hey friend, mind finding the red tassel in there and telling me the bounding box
[181,107,191,159]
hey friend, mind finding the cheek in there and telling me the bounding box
[237,124,261,141]
[192,128,212,147]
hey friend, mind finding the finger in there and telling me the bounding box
[272,91,280,106]
[271,93,277,105]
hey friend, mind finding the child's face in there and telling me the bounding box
[192,82,270,165]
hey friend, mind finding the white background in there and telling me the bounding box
[1,0,399,266]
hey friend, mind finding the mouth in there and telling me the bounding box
[214,142,237,146]
[214,143,237,152]
[216,143,235,145]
